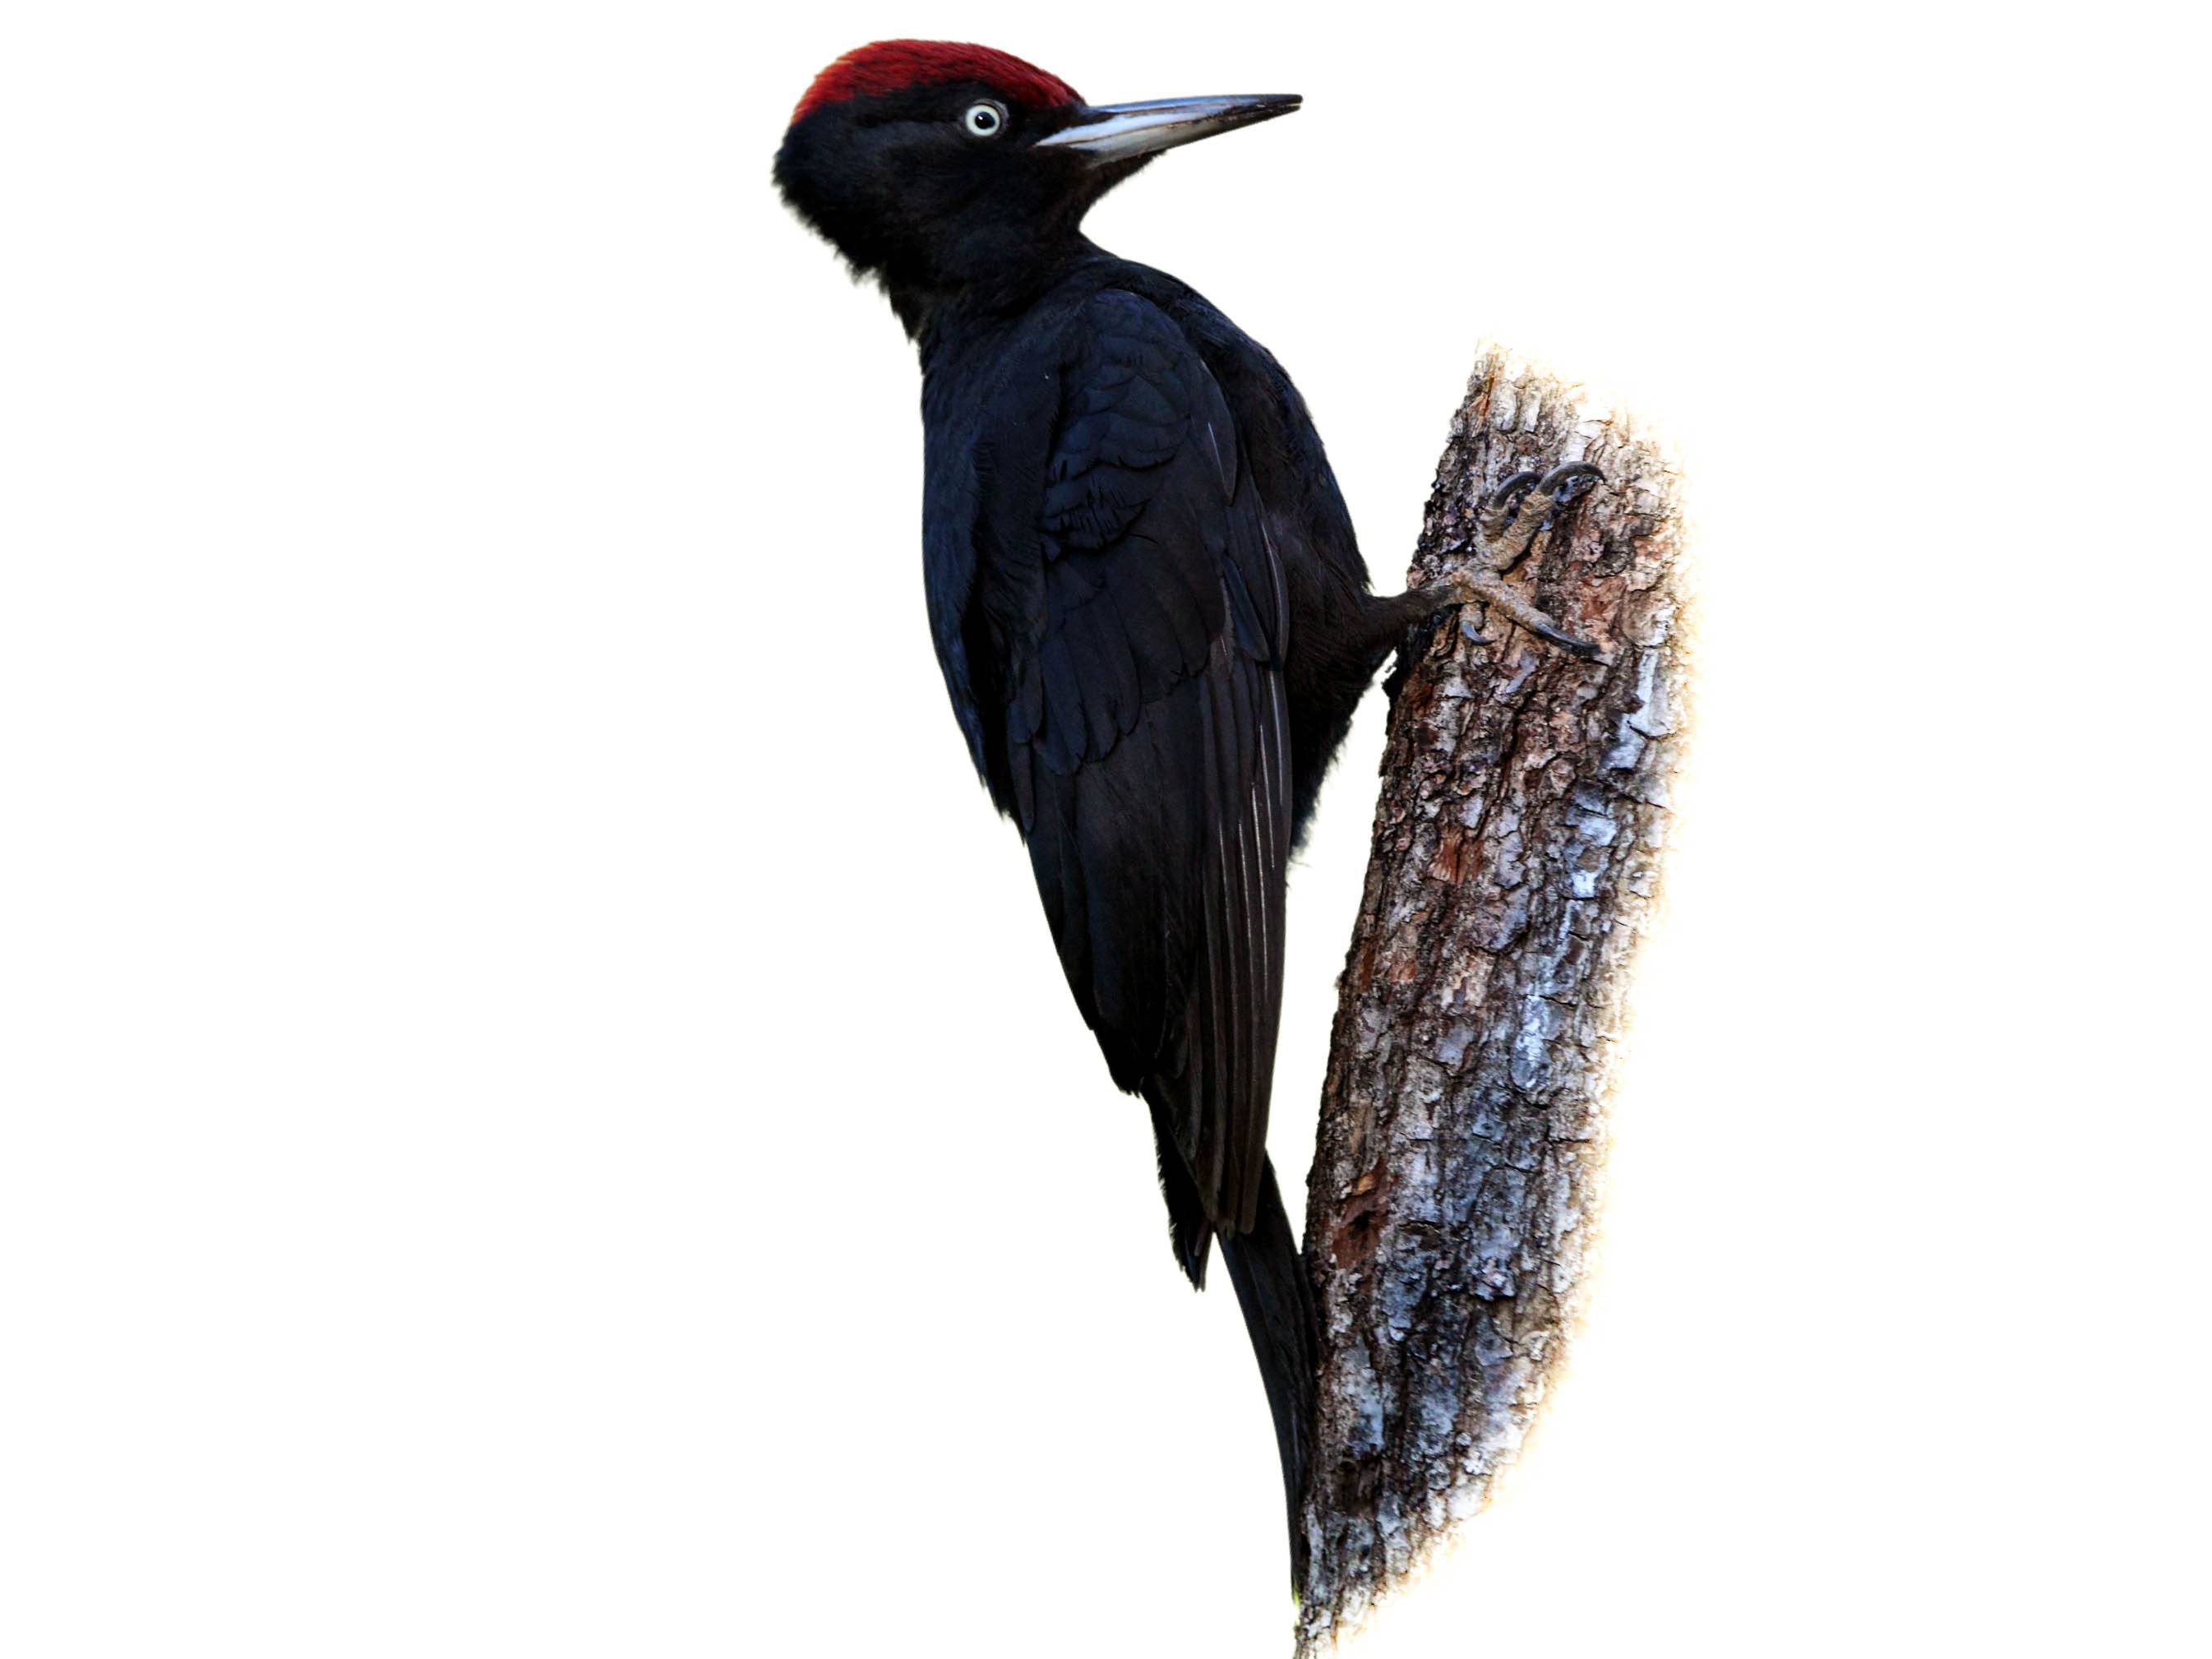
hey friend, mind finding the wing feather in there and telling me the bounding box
[968,289,1291,1236]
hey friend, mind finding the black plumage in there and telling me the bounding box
[774,41,1585,1580]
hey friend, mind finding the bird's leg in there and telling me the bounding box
[1441,462,1605,659]
[1353,461,1605,676]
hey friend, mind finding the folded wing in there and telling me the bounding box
[976,289,1292,1254]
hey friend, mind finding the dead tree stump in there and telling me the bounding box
[1295,345,1692,1652]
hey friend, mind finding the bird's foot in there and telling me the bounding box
[1449,569,1602,658]
[1448,461,1605,659]
[1475,462,1603,573]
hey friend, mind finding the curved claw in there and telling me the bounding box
[1539,461,1605,505]
[1527,617,1602,659]
[1448,570,1605,661]
[1468,600,1600,660]
[1485,469,1545,518]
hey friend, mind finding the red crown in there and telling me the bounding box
[791,40,1081,125]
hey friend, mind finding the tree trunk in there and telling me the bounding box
[1295,345,1692,1652]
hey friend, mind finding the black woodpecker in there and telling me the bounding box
[774,39,1599,1582]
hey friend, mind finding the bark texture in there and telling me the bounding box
[1295,346,1692,1652]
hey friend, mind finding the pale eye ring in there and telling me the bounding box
[963,100,1007,138]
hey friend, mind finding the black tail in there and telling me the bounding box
[1218,1157,1317,1586]
[1146,1102,1318,1584]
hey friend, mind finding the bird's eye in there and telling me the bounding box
[963,100,1007,138]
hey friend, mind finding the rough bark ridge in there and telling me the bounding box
[1295,346,1692,1652]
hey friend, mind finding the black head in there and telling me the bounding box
[774,41,1299,326]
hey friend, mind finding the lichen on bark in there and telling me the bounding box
[1296,345,1692,1652]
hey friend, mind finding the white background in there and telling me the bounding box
[2,4,2204,1655]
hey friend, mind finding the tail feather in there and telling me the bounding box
[1218,1157,1316,1585]
[1146,1102,1316,1584]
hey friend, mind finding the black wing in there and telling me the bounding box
[972,289,1291,1246]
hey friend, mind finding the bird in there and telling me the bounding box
[774,40,1599,1583]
